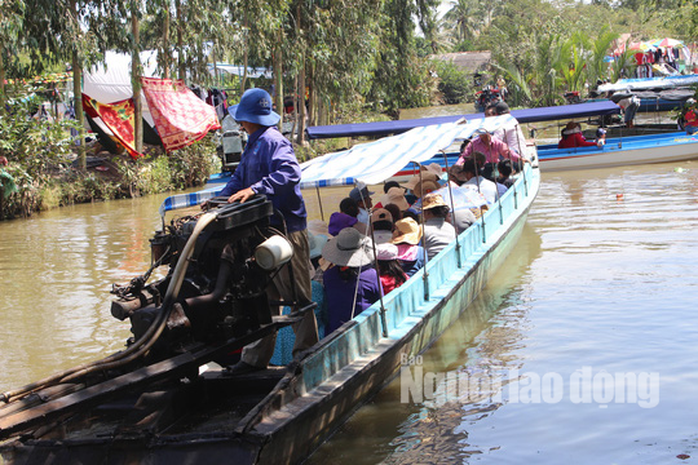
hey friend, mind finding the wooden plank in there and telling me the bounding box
[0,319,294,440]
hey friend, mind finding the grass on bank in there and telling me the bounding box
[0,134,219,221]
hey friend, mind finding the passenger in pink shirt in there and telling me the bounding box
[457,130,520,180]
[458,131,520,164]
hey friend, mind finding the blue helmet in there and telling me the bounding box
[228,88,280,126]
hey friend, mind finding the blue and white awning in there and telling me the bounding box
[299,114,516,188]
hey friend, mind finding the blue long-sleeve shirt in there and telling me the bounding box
[219,126,307,233]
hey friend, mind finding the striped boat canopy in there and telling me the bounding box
[158,114,515,216]
[158,183,221,217]
[299,114,515,188]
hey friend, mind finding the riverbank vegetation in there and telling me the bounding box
[1,0,697,220]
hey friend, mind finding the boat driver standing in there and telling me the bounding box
[215,88,319,374]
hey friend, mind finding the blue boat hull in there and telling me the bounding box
[536,131,698,171]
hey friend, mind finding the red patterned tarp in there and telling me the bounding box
[140,77,221,152]
[82,94,143,159]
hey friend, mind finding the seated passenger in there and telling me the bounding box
[371,208,394,244]
[328,197,367,236]
[322,228,381,333]
[401,209,420,224]
[349,185,374,224]
[447,163,468,188]
[374,181,402,208]
[558,121,598,149]
[380,186,411,212]
[496,159,515,189]
[391,218,425,277]
[451,207,477,235]
[459,158,498,204]
[376,243,408,294]
[383,203,402,224]
[457,130,520,180]
[308,232,328,270]
[684,99,698,134]
[595,128,607,146]
[412,179,440,199]
[421,193,456,260]
[404,164,442,203]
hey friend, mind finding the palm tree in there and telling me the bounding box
[586,28,619,85]
[442,0,479,44]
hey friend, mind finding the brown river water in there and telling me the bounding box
[1,111,697,463]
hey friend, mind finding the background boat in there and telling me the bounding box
[536,131,698,171]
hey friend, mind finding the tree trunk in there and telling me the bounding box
[308,64,316,127]
[240,15,249,96]
[162,2,170,79]
[273,37,283,131]
[175,0,185,80]
[212,47,218,87]
[241,48,248,95]
[70,0,86,170]
[0,48,6,117]
[297,58,306,145]
[131,3,143,154]
[293,74,299,137]
[295,2,305,144]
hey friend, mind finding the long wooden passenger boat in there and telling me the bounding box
[0,118,539,464]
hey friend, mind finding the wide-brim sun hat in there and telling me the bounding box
[229,88,280,126]
[448,164,469,183]
[308,232,328,260]
[322,227,375,267]
[376,242,399,261]
[391,218,422,245]
[413,179,440,198]
[380,187,410,211]
[423,162,443,178]
[404,171,440,191]
[422,193,448,210]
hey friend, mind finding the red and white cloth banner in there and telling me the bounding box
[140,77,221,152]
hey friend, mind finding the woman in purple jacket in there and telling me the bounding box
[322,228,382,333]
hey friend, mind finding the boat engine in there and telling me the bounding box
[110,195,292,362]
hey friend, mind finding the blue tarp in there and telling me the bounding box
[305,101,621,140]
